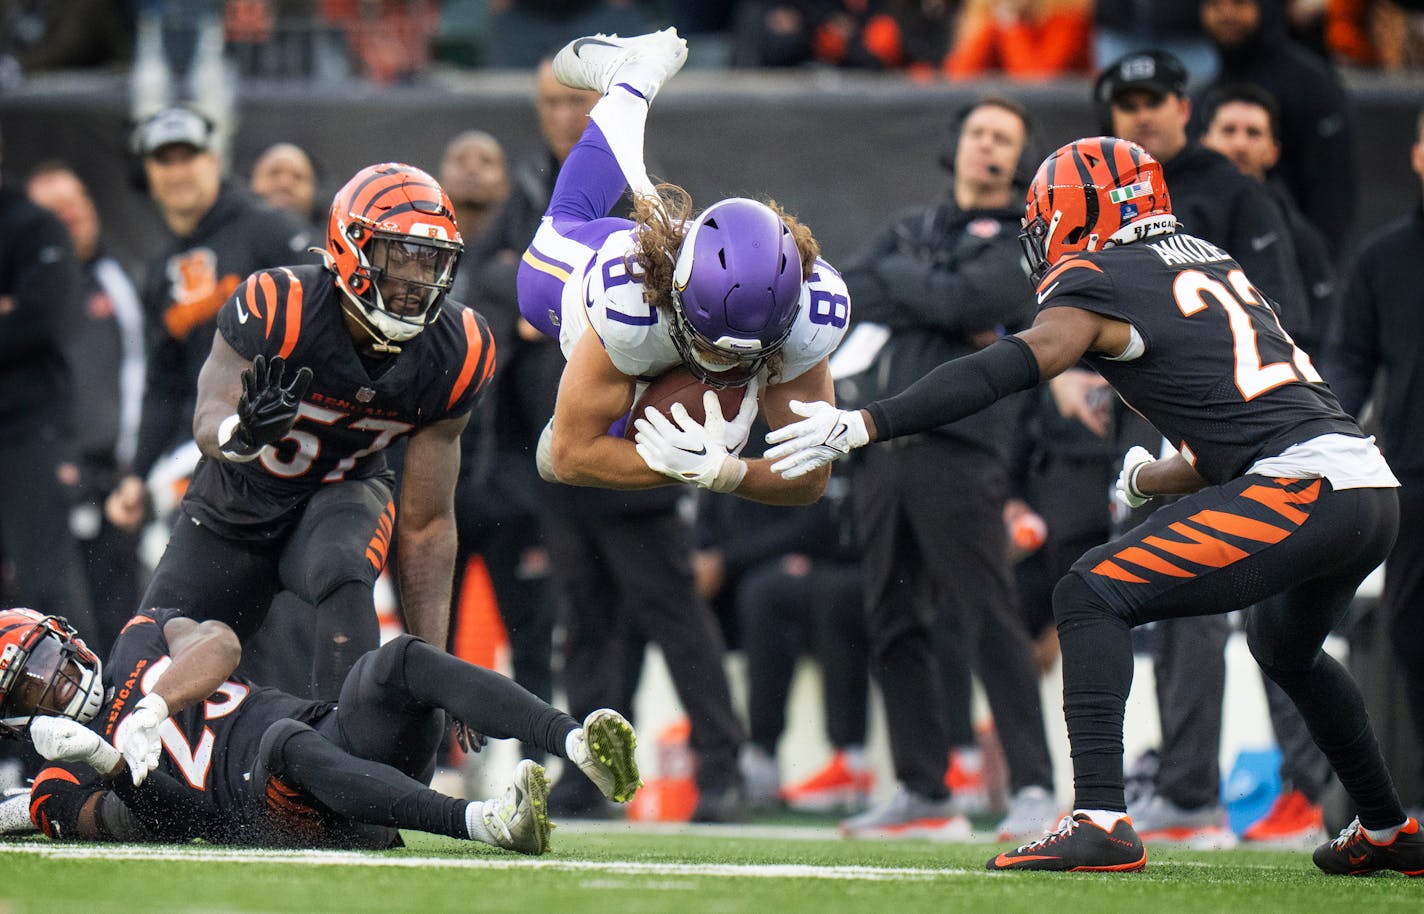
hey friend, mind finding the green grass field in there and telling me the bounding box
[2,823,1419,914]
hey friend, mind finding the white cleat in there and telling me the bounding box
[481,759,552,855]
[551,28,688,101]
[566,708,643,803]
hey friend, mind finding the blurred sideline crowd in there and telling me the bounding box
[3,0,1424,85]
[1,0,1423,847]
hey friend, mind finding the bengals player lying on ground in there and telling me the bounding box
[0,606,640,851]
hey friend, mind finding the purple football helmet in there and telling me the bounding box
[669,198,803,388]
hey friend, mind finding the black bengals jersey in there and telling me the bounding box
[1035,233,1359,486]
[30,607,328,841]
[182,264,495,538]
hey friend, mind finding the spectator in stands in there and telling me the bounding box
[0,0,133,80]
[1093,0,1218,83]
[944,0,1093,79]
[324,0,441,84]
[106,107,310,538]
[1326,0,1424,70]
[1196,0,1357,261]
[249,142,320,227]
[1096,49,1306,847]
[732,1,953,72]
[25,162,146,656]
[835,96,1058,843]
[1199,83,1335,351]
[483,1,649,68]
[1324,105,1424,826]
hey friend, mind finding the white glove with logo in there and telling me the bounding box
[721,377,760,456]
[30,716,122,777]
[113,693,168,785]
[633,392,748,493]
[1115,445,1156,510]
[764,401,869,479]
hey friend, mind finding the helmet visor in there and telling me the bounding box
[368,234,461,327]
[1,632,81,728]
[668,291,781,389]
[1019,216,1050,285]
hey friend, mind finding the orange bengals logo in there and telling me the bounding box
[163,247,241,340]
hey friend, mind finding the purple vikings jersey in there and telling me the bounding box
[1037,233,1358,485]
[183,264,494,536]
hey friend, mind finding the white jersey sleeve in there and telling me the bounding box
[777,258,851,383]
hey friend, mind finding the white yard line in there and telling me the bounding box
[3,843,973,881]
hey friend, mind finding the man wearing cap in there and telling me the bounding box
[1094,49,1307,847]
[1196,0,1355,261]
[106,107,309,537]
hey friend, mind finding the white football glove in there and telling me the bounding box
[113,693,168,785]
[633,392,748,494]
[30,716,122,776]
[764,401,869,479]
[1115,445,1156,510]
[721,376,760,456]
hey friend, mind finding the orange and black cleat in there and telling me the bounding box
[1313,816,1424,876]
[987,813,1146,872]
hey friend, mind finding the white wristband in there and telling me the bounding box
[1127,461,1150,502]
[707,456,747,494]
[217,414,259,463]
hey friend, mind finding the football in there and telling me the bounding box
[624,365,747,440]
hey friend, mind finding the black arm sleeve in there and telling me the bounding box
[864,335,1041,441]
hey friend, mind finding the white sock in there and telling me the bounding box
[464,800,493,844]
[842,745,869,771]
[589,91,656,200]
[1075,808,1127,830]
[1362,820,1406,843]
[565,727,584,762]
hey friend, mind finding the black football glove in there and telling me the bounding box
[453,719,488,755]
[220,355,313,461]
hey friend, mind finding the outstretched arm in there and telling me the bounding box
[766,307,1123,477]
[396,413,467,649]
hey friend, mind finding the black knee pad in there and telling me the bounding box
[1052,572,1129,629]
[255,718,319,784]
[279,478,392,603]
[364,634,424,690]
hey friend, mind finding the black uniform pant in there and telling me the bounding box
[855,438,1054,799]
[737,560,868,754]
[1057,477,1406,829]
[252,635,579,847]
[541,506,745,791]
[142,477,391,697]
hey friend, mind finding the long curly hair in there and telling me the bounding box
[628,183,821,316]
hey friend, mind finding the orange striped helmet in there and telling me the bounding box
[326,163,464,346]
[1020,136,1175,282]
[0,608,104,738]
